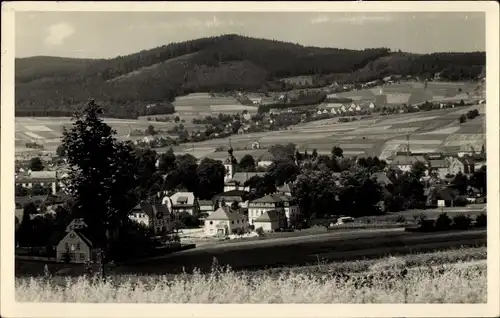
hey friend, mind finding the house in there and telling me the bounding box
[129,202,174,234]
[204,206,248,237]
[163,192,199,215]
[428,159,450,179]
[237,127,245,135]
[316,110,323,115]
[355,105,362,112]
[224,172,267,192]
[198,200,215,217]
[330,108,337,115]
[257,152,275,168]
[56,228,99,263]
[460,157,476,174]
[369,102,376,109]
[253,209,288,232]
[248,194,286,225]
[249,97,262,105]
[389,155,427,172]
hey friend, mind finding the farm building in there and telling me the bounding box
[251,141,261,149]
[253,209,288,232]
[129,202,174,235]
[248,194,287,225]
[204,206,248,237]
[163,192,199,215]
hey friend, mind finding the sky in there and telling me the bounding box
[15,11,485,59]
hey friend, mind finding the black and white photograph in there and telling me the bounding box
[1,1,499,316]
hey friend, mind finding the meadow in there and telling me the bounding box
[15,247,487,303]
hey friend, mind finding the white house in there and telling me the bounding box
[56,229,95,263]
[253,210,288,232]
[330,108,337,115]
[341,105,347,112]
[248,194,286,225]
[369,102,375,109]
[163,192,199,215]
[204,206,248,237]
[129,202,174,235]
[355,105,362,112]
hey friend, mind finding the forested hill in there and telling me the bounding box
[15,34,485,119]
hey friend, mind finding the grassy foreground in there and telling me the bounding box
[16,247,486,303]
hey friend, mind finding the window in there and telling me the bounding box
[76,243,80,250]
[70,253,76,260]
[237,220,239,223]
[231,221,234,224]
[210,221,213,225]
[79,253,85,261]
[157,227,160,233]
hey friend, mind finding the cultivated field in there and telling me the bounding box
[16,247,486,303]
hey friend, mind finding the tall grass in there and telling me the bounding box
[16,249,486,303]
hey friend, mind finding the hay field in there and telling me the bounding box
[16,247,486,303]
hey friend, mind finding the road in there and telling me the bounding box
[114,228,486,275]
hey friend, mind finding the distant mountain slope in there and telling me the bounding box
[14,34,485,119]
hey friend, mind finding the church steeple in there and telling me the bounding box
[224,139,237,182]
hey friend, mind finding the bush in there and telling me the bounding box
[435,213,452,231]
[459,114,467,123]
[255,227,264,236]
[452,214,472,230]
[475,213,487,228]
[454,196,469,207]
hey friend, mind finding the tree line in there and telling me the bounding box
[15,35,484,119]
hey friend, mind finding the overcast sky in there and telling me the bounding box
[15,12,485,59]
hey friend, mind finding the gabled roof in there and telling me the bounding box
[277,183,292,193]
[65,218,88,233]
[205,206,245,221]
[250,194,284,204]
[254,210,281,222]
[30,171,57,179]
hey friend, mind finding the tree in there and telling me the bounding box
[146,125,157,135]
[29,157,44,171]
[311,148,318,160]
[239,154,256,172]
[411,161,427,180]
[268,159,300,186]
[268,143,296,161]
[451,172,468,195]
[196,158,225,199]
[459,114,467,124]
[157,148,176,173]
[62,100,140,250]
[435,213,452,231]
[56,144,66,157]
[470,165,486,196]
[331,146,344,159]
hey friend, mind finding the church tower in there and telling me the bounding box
[224,140,237,182]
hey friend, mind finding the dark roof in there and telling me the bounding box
[258,152,275,162]
[212,190,249,203]
[228,172,266,184]
[205,206,246,221]
[255,210,281,222]
[251,194,284,204]
[390,155,427,165]
[198,200,213,207]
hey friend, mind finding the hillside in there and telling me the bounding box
[15,34,485,119]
